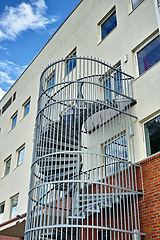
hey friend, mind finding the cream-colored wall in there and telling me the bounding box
[0,0,160,226]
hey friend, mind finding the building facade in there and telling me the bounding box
[0,0,160,239]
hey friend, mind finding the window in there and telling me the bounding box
[17,146,25,166]
[0,203,5,224]
[11,112,17,129]
[65,49,76,75]
[2,97,12,114]
[100,9,117,41]
[13,92,16,101]
[104,63,122,102]
[137,36,160,75]
[23,100,30,117]
[131,0,143,10]
[144,115,160,156]
[10,195,18,219]
[98,230,110,239]
[4,157,11,176]
[46,73,55,92]
[104,135,128,175]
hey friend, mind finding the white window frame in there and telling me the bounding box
[65,48,77,76]
[103,134,128,176]
[0,202,5,224]
[45,71,55,92]
[101,62,123,103]
[16,144,25,167]
[98,6,117,43]
[22,98,31,118]
[4,156,11,176]
[10,111,18,130]
[133,32,160,77]
[129,0,144,12]
[10,194,19,219]
[142,112,160,157]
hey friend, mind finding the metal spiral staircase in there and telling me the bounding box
[25,57,143,240]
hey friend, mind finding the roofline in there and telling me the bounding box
[0,0,83,103]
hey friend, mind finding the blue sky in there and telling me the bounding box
[0,0,81,99]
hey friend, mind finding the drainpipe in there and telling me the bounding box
[154,0,160,31]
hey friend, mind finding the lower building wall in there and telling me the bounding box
[0,153,160,239]
[137,152,160,239]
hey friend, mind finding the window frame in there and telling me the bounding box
[130,0,144,11]
[16,145,25,167]
[98,6,117,43]
[65,48,77,76]
[22,98,31,118]
[4,156,11,176]
[10,194,19,219]
[0,202,5,224]
[10,111,18,130]
[101,62,123,102]
[134,33,160,77]
[143,114,160,157]
[103,134,128,176]
[45,71,55,92]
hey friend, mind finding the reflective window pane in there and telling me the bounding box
[0,203,5,224]
[24,101,30,117]
[137,36,160,75]
[144,115,160,156]
[47,75,55,92]
[132,0,143,10]
[101,11,117,40]
[105,135,128,175]
[17,147,25,166]
[4,158,11,176]
[12,114,17,129]
[10,195,18,219]
[66,51,76,75]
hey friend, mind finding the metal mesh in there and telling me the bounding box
[25,57,143,239]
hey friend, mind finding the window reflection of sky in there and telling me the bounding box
[105,135,128,174]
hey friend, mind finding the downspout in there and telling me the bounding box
[154,0,160,31]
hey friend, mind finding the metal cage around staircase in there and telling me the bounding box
[25,57,143,239]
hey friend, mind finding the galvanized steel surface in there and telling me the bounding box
[25,57,143,239]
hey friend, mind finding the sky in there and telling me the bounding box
[0,0,81,100]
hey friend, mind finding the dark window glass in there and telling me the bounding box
[2,97,12,114]
[132,0,143,10]
[101,11,117,40]
[98,230,110,239]
[66,51,76,75]
[144,115,160,156]
[24,101,30,117]
[137,36,160,75]
[13,92,16,101]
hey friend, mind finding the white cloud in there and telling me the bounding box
[0,60,27,86]
[0,0,58,42]
[0,88,6,100]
